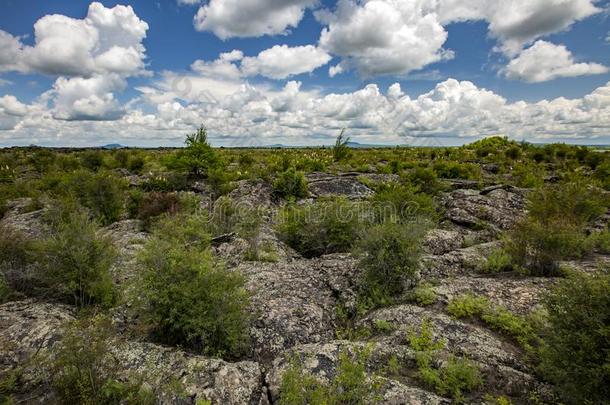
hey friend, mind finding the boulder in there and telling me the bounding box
[306,173,374,199]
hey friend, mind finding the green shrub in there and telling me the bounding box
[141,172,188,192]
[405,167,444,195]
[370,183,438,223]
[355,222,429,308]
[45,170,128,225]
[279,348,380,405]
[407,320,482,402]
[433,161,480,180]
[272,168,308,199]
[482,248,513,273]
[276,198,368,258]
[419,356,483,403]
[163,126,221,178]
[132,192,181,225]
[138,214,250,358]
[408,283,437,306]
[447,294,536,350]
[80,150,105,171]
[39,207,117,308]
[505,181,608,275]
[51,316,155,405]
[208,196,240,236]
[538,269,610,404]
[332,129,352,162]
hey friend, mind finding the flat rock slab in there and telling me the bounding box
[306,173,374,199]
[238,254,360,362]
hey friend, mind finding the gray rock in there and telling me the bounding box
[239,254,361,362]
[441,188,526,231]
[306,173,374,199]
[421,241,501,278]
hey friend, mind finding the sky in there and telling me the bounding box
[0,0,609,147]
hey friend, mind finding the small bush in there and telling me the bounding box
[39,207,117,309]
[80,150,105,171]
[46,170,128,225]
[408,320,482,402]
[141,172,188,192]
[538,269,610,404]
[272,168,308,199]
[51,316,154,405]
[138,214,250,358]
[482,248,513,273]
[134,192,181,224]
[355,222,428,308]
[504,181,608,275]
[406,167,444,195]
[332,129,352,162]
[279,348,380,405]
[276,198,368,258]
[0,274,9,304]
[447,294,536,350]
[370,183,438,223]
[408,283,437,306]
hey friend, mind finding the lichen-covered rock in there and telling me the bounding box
[421,241,500,278]
[358,304,526,372]
[441,188,527,231]
[306,173,374,199]
[0,300,74,370]
[239,254,360,362]
[0,198,47,239]
[266,340,450,404]
[113,342,264,405]
[423,229,465,255]
[0,300,264,405]
[432,275,553,314]
[100,219,149,284]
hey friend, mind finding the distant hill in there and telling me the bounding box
[101,143,125,149]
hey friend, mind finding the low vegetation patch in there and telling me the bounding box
[138,213,251,358]
[537,268,610,404]
[279,348,381,405]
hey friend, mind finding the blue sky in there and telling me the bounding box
[0,0,609,146]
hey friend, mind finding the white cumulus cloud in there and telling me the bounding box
[241,45,331,79]
[194,0,317,39]
[504,40,608,82]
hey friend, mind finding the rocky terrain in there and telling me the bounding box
[1,172,608,404]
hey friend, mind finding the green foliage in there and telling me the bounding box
[164,126,221,178]
[405,167,444,195]
[408,320,482,402]
[50,316,155,405]
[482,248,513,273]
[44,170,128,225]
[276,198,368,258]
[141,172,188,192]
[39,207,117,309]
[279,348,380,405]
[433,161,481,180]
[332,129,352,162]
[272,167,308,199]
[419,356,483,403]
[370,182,438,223]
[79,150,105,171]
[538,269,610,404]
[505,180,608,275]
[408,283,437,306]
[447,294,536,350]
[355,222,428,308]
[138,214,250,358]
[0,274,9,304]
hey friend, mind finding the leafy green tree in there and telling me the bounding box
[164,126,221,178]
